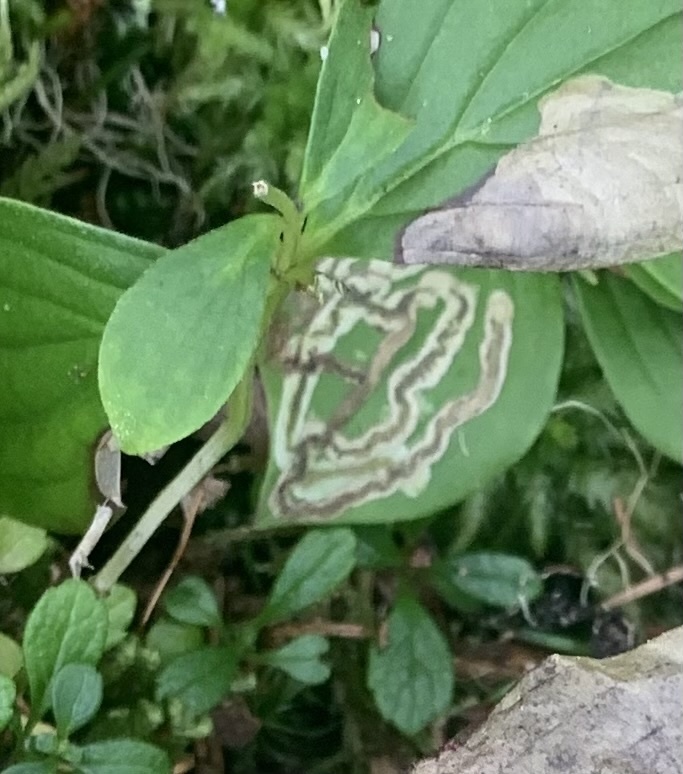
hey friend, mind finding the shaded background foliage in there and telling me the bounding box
[0,1,681,773]
[1,0,326,243]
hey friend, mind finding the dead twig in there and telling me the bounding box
[139,490,202,627]
[140,477,229,627]
[268,619,369,647]
[602,564,683,610]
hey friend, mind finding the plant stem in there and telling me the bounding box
[92,379,252,594]
[252,180,304,275]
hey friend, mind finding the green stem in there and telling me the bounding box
[252,180,301,233]
[252,180,303,274]
[92,378,252,594]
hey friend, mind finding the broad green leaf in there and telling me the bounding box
[164,576,221,629]
[300,0,411,210]
[367,595,453,735]
[145,619,204,665]
[299,0,381,190]
[0,516,48,573]
[3,764,56,774]
[574,273,683,462]
[0,632,23,678]
[303,94,412,212]
[156,646,237,717]
[103,585,137,650]
[624,253,683,312]
[258,528,357,625]
[430,552,543,609]
[51,664,102,738]
[261,635,331,685]
[257,261,563,525]
[301,0,680,259]
[0,673,16,731]
[99,214,279,454]
[0,197,162,533]
[23,579,108,715]
[76,739,170,774]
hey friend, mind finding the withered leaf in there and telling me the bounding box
[94,430,123,507]
[399,76,683,272]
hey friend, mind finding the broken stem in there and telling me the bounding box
[601,565,683,610]
[92,379,252,595]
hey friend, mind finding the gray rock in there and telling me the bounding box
[414,627,683,774]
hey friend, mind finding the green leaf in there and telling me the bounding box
[0,136,81,204]
[624,254,683,312]
[299,0,380,191]
[0,197,162,533]
[23,579,108,715]
[258,262,563,525]
[367,595,453,735]
[0,632,23,678]
[574,273,683,462]
[0,516,48,573]
[25,732,59,757]
[258,528,357,625]
[301,16,412,211]
[51,664,102,738]
[0,673,16,732]
[99,214,279,454]
[3,764,57,774]
[302,0,681,258]
[303,93,412,212]
[164,576,221,629]
[431,552,543,609]
[103,585,137,650]
[145,619,205,665]
[261,635,331,685]
[76,739,171,774]
[156,646,237,716]
[355,526,403,569]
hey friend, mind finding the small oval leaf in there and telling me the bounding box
[156,646,237,717]
[99,215,279,454]
[103,584,137,650]
[0,632,23,678]
[261,635,331,685]
[259,528,357,625]
[0,516,48,574]
[23,579,108,715]
[164,576,221,629]
[51,663,102,737]
[77,739,170,774]
[431,552,543,609]
[0,674,16,732]
[368,595,453,735]
[146,619,204,666]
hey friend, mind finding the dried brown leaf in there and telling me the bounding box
[399,76,683,272]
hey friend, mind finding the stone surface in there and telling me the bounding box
[413,627,683,774]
